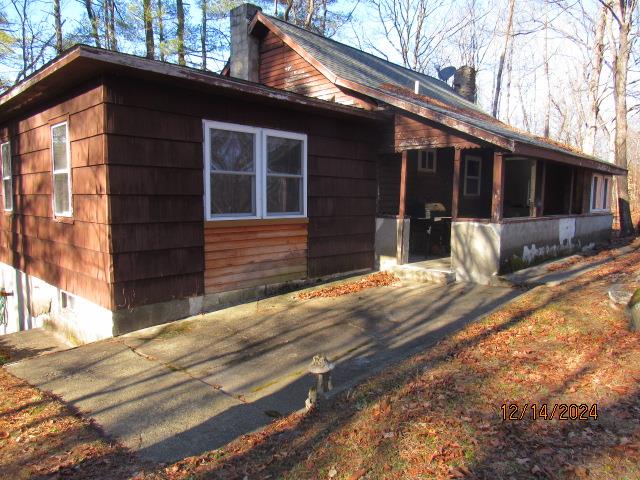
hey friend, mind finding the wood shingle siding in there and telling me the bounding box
[258,31,373,109]
[0,80,113,309]
[103,75,377,309]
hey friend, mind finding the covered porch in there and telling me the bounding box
[375,112,623,284]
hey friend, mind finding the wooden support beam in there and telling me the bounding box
[398,150,408,218]
[397,150,408,264]
[451,147,461,219]
[529,160,537,217]
[491,152,504,223]
[537,161,546,217]
[568,168,575,214]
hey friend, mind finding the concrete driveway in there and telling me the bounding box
[5,281,518,464]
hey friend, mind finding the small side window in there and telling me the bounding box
[463,155,482,197]
[51,122,72,217]
[417,149,437,173]
[1,141,12,212]
[591,174,611,212]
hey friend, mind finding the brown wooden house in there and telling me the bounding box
[0,4,624,342]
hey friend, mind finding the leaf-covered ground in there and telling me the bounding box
[1,245,639,479]
[0,367,147,479]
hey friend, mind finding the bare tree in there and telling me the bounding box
[84,0,101,48]
[605,0,637,235]
[54,0,62,53]
[157,0,165,61]
[144,0,154,58]
[176,0,185,65]
[200,0,206,69]
[492,0,516,117]
[583,2,608,154]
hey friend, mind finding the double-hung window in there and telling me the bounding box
[417,148,437,173]
[1,141,12,212]
[591,174,611,212]
[463,155,481,197]
[51,122,72,217]
[204,120,307,220]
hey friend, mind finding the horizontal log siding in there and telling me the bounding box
[204,221,307,293]
[259,31,372,109]
[0,81,113,308]
[104,76,377,308]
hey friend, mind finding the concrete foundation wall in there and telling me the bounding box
[375,217,409,269]
[499,214,612,273]
[451,221,501,285]
[0,262,114,343]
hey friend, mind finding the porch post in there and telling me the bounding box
[397,150,408,264]
[451,147,461,219]
[491,151,504,223]
[399,150,408,219]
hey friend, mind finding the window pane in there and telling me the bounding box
[3,179,11,210]
[2,143,10,176]
[210,129,255,172]
[592,177,599,209]
[466,159,480,177]
[210,173,255,216]
[54,173,70,214]
[267,136,302,175]
[52,124,68,170]
[465,178,479,195]
[602,179,609,209]
[267,176,302,214]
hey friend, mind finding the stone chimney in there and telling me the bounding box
[229,3,262,82]
[453,66,477,103]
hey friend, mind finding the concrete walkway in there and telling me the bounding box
[5,281,518,464]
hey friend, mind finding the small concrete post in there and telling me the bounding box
[306,354,334,410]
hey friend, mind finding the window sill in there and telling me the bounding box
[205,217,309,228]
[54,216,74,224]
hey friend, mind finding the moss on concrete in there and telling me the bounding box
[629,288,640,308]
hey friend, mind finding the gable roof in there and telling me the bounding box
[254,12,625,175]
[0,45,379,124]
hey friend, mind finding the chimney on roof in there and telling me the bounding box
[453,66,476,103]
[230,3,262,82]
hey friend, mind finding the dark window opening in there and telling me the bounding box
[543,162,574,216]
[503,158,536,218]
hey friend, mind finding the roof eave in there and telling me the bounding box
[513,141,626,175]
[0,45,382,123]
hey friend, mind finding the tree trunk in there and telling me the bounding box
[492,0,516,118]
[284,0,293,21]
[84,0,101,48]
[157,0,165,61]
[305,0,314,27]
[583,3,607,154]
[54,0,62,54]
[176,0,185,65]
[543,9,550,138]
[143,0,154,59]
[108,0,117,50]
[609,0,635,235]
[201,0,207,69]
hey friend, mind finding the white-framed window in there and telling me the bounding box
[60,290,77,310]
[1,141,12,212]
[591,174,611,211]
[203,120,307,221]
[51,122,72,217]
[463,155,481,197]
[418,148,437,173]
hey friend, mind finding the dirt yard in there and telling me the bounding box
[1,245,639,479]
